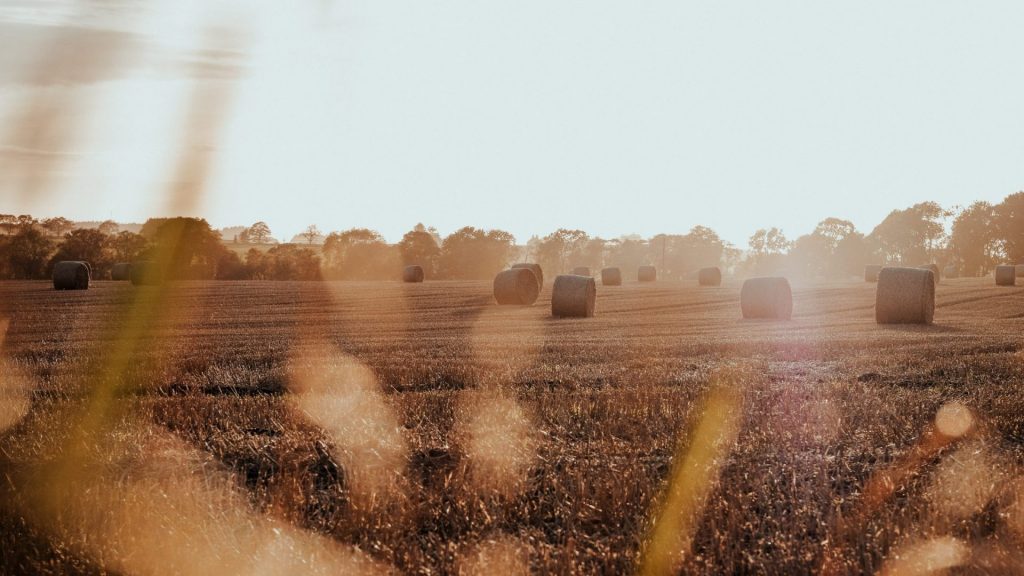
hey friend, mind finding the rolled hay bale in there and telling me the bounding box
[1016,264,1024,278]
[129,261,163,286]
[571,266,591,277]
[698,267,722,286]
[638,265,657,282]
[740,277,792,320]
[111,262,132,281]
[864,265,883,282]
[942,265,959,279]
[402,265,424,283]
[875,267,934,324]
[918,263,941,286]
[600,267,622,286]
[52,261,90,290]
[551,274,596,318]
[995,265,1016,286]
[493,268,540,305]
[511,263,543,289]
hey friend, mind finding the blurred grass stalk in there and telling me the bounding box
[639,371,743,576]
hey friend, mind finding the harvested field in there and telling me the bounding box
[1,278,1024,574]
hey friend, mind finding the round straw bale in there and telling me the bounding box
[402,265,424,283]
[600,267,622,286]
[875,267,934,324]
[864,265,882,283]
[571,266,591,277]
[740,277,792,320]
[698,267,722,286]
[918,263,941,286]
[511,263,543,288]
[111,262,132,281]
[995,265,1016,286]
[638,265,657,282]
[551,275,596,318]
[1016,264,1024,278]
[130,261,162,286]
[942,265,959,279]
[493,268,539,305]
[52,261,90,290]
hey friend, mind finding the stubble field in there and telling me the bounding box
[1,277,1023,574]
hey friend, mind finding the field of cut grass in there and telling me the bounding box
[1,277,1023,574]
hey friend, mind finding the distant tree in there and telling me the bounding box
[747,228,789,275]
[299,224,322,245]
[868,202,949,264]
[254,245,322,280]
[2,226,54,278]
[110,231,149,263]
[146,217,231,279]
[245,221,272,244]
[951,201,999,275]
[787,233,831,278]
[49,229,111,277]
[834,231,873,277]
[437,227,516,279]
[398,225,441,277]
[812,218,856,252]
[605,236,649,272]
[322,228,399,279]
[41,216,75,238]
[994,191,1024,263]
[97,219,119,236]
[0,215,17,236]
[535,229,588,274]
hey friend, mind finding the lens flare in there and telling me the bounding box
[935,402,974,439]
[288,342,409,507]
[455,390,538,498]
[455,534,531,576]
[879,536,969,576]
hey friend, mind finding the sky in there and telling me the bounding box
[0,0,1023,246]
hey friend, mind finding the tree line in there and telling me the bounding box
[1,192,1022,281]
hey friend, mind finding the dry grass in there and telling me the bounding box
[1,277,1023,574]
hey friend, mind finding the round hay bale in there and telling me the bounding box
[111,262,132,281]
[511,263,543,288]
[698,267,722,286]
[571,266,591,277]
[875,267,934,324]
[130,261,162,286]
[402,265,424,283]
[638,265,657,282]
[995,265,1016,286]
[918,263,941,286]
[740,277,792,320]
[1016,264,1024,278]
[493,268,539,305]
[551,275,596,318]
[600,267,622,286]
[942,265,959,279]
[52,261,90,290]
[864,265,882,283]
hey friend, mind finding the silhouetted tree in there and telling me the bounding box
[145,217,230,279]
[868,202,948,264]
[605,236,649,272]
[247,245,321,280]
[50,229,110,277]
[97,220,119,236]
[994,192,1024,263]
[535,229,588,274]
[398,224,441,277]
[787,232,831,278]
[299,224,322,245]
[951,201,999,275]
[2,226,53,278]
[111,231,148,263]
[834,231,873,277]
[747,227,789,275]
[437,227,516,279]
[322,228,399,279]
[241,221,272,244]
[41,216,75,238]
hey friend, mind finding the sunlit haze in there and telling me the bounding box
[2,1,1023,244]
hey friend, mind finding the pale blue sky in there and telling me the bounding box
[1,1,1023,245]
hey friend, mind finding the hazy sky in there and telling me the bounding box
[1,1,1022,245]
